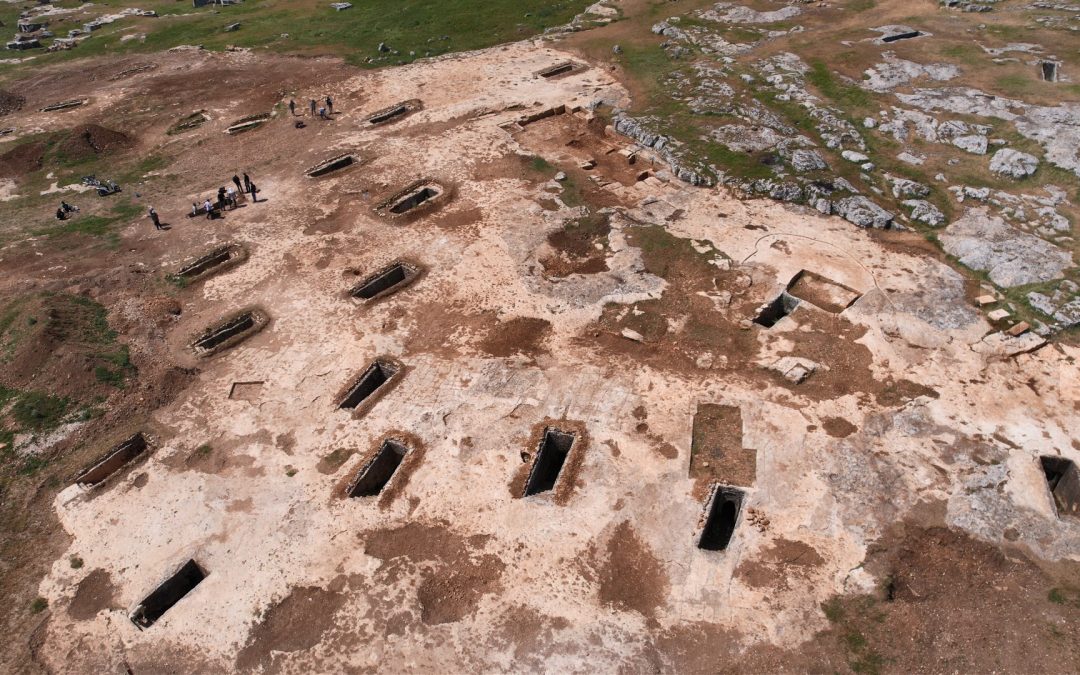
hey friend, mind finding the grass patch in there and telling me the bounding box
[807,59,873,111]
[29,597,47,614]
[11,391,70,432]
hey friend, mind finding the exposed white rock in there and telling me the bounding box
[903,199,946,226]
[989,148,1039,178]
[841,150,869,163]
[834,196,895,229]
[939,208,1072,286]
[862,55,960,92]
[952,134,988,155]
[791,149,828,172]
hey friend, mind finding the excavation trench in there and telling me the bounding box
[74,433,148,487]
[882,30,922,43]
[698,485,744,551]
[347,439,408,497]
[538,61,584,79]
[1042,456,1080,518]
[175,244,243,281]
[753,292,799,328]
[523,427,576,496]
[367,99,420,125]
[40,99,86,112]
[390,185,441,214]
[786,270,861,314]
[350,261,420,301]
[191,309,267,356]
[130,559,206,629]
[338,359,400,410]
[306,154,356,177]
[226,113,271,135]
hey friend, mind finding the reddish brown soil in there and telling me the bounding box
[478,316,552,359]
[541,212,611,277]
[56,124,134,162]
[690,403,753,487]
[67,569,117,621]
[582,225,762,375]
[235,584,349,671]
[734,538,825,590]
[364,521,505,626]
[595,521,669,619]
[822,416,858,438]
[0,140,46,178]
[0,89,25,116]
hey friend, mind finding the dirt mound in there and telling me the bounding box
[478,316,551,359]
[235,584,349,671]
[67,570,117,621]
[594,521,669,618]
[57,124,134,162]
[0,141,46,177]
[0,90,25,116]
[541,212,611,277]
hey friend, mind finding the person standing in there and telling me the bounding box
[243,173,252,194]
[309,99,316,116]
[289,99,296,116]
[325,95,333,115]
[204,198,214,220]
[232,173,243,193]
[148,206,162,230]
[249,182,258,203]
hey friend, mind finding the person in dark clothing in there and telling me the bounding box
[232,174,242,193]
[61,201,77,213]
[217,186,227,209]
[249,182,258,202]
[309,99,316,116]
[243,173,252,193]
[289,99,296,116]
[325,95,333,115]
[149,206,162,230]
[56,207,66,221]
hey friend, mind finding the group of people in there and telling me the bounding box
[53,201,78,221]
[186,172,260,221]
[289,95,334,121]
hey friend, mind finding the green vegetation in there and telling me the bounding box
[29,597,48,614]
[69,555,84,569]
[1,0,593,75]
[807,60,873,111]
[821,596,888,675]
[1049,588,1066,604]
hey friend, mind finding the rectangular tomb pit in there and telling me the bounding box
[226,113,270,135]
[366,99,421,125]
[173,243,246,283]
[698,485,745,552]
[753,292,800,328]
[536,61,587,79]
[523,427,577,497]
[337,358,402,413]
[347,439,409,497]
[350,261,421,303]
[191,308,268,357]
[1042,456,1080,518]
[74,432,148,488]
[305,153,357,178]
[385,182,444,216]
[785,270,861,314]
[130,559,206,629]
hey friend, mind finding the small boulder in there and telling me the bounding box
[791,149,828,173]
[834,196,895,229]
[902,199,945,226]
[952,134,988,155]
[989,148,1038,178]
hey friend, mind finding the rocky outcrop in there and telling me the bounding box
[611,113,714,186]
[903,199,946,226]
[834,196,895,229]
[939,208,1072,286]
[989,148,1039,178]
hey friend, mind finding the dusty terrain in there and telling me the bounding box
[0,0,1079,673]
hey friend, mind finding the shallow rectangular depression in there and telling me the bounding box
[351,261,419,301]
[130,559,206,629]
[306,154,356,177]
[193,312,257,352]
[1041,456,1080,518]
[538,62,582,78]
[348,439,409,497]
[338,359,400,409]
[698,485,745,551]
[75,433,148,487]
[389,184,442,214]
[369,105,409,124]
[523,427,577,497]
[177,245,238,280]
[786,270,861,314]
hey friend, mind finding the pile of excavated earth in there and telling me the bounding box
[0,0,1079,672]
